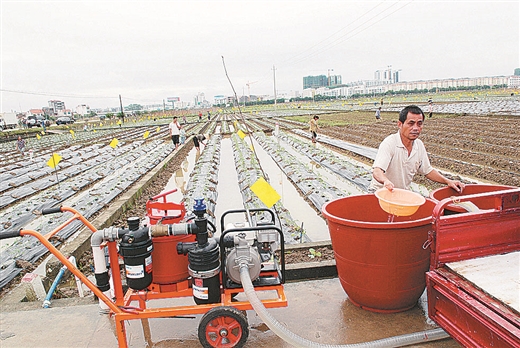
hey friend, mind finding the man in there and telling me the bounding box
[16,136,26,155]
[428,101,433,118]
[375,107,381,120]
[309,115,319,143]
[193,133,207,151]
[169,116,181,150]
[370,105,465,193]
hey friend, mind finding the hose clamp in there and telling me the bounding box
[188,265,221,279]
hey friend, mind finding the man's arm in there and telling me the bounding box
[425,169,465,193]
[372,167,395,191]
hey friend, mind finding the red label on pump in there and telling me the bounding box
[194,278,203,287]
[144,256,152,273]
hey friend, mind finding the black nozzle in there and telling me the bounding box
[127,217,140,231]
[177,241,197,255]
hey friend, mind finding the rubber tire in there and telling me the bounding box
[198,306,249,348]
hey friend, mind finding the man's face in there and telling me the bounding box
[398,112,424,141]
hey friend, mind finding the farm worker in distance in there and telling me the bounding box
[16,136,26,155]
[309,115,319,143]
[369,105,465,193]
[179,127,186,144]
[169,116,181,150]
[428,101,433,118]
[193,133,207,151]
[375,107,381,120]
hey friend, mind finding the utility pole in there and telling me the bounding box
[273,65,277,108]
[119,94,124,123]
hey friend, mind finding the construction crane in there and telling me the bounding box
[246,81,258,102]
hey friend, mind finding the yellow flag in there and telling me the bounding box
[109,138,119,148]
[99,122,103,126]
[156,126,160,133]
[237,130,246,139]
[70,129,75,138]
[47,153,62,169]
[41,131,45,135]
[36,134,41,140]
[250,178,280,208]
[117,120,122,125]
[143,130,150,139]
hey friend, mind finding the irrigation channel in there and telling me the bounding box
[0,110,461,290]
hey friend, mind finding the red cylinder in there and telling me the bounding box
[152,234,195,284]
[430,183,515,213]
[322,194,435,313]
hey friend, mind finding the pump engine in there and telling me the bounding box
[113,199,285,307]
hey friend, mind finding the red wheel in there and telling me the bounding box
[198,306,249,348]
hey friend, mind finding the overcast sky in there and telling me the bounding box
[1,0,518,112]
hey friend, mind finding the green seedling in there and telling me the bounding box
[308,248,322,259]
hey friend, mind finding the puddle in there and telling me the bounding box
[250,137,330,241]
[214,139,246,235]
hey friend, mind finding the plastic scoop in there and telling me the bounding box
[375,188,426,217]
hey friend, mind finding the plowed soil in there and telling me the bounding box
[318,112,519,190]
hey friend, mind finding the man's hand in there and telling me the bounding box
[447,179,465,193]
[383,179,394,192]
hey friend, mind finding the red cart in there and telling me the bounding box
[426,188,520,347]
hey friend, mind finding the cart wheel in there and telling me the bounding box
[198,306,249,348]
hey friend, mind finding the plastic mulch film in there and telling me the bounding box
[253,132,346,211]
[292,129,378,161]
[230,133,307,244]
[280,130,373,192]
[0,138,174,288]
[183,134,221,225]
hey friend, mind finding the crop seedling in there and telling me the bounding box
[308,248,322,259]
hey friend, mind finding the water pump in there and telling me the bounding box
[177,198,221,304]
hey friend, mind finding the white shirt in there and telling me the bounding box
[370,131,433,190]
[169,120,180,135]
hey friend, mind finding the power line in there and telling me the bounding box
[244,1,413,92]
[279,1,389,66]
[280,0,413,68]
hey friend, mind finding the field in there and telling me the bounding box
[1,95,519,293]
[291,110,520,189]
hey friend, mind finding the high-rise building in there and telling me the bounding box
[375,67,400,83]
[514,68,520,76]
[329,75,342,86]
[194,92,206,106]
[303,75,328,89]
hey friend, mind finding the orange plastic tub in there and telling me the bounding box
[322,194,435,313]
[430,184,515,214]
[152,234,195,285]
